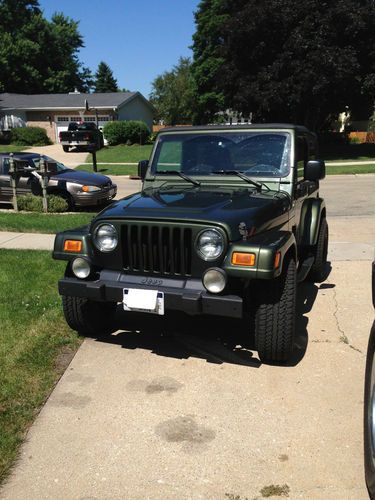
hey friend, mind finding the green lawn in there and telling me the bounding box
[0,145,30,153]
[326,164,375,175]
[0,212,94,234]
[95,144,153,163]
[0,250,81,483]
[76,164,138,176]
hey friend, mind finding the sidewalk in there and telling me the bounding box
[0,231,54,250]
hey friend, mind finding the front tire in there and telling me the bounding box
[308,217,328,282]
[254,257,296,363]
[62,295,117,336]
[62,145,69,152]
[364,322,375,498]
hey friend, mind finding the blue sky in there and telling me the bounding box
[39,0,201,97]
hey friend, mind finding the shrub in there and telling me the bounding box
[11,127,52,146]
[103,120,150,145]
[17,194,68,212]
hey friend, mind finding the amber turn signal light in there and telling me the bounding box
[64,240,82,252]
[231,252,256,266]
[274,251,281,269]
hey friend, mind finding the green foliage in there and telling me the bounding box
[94,61,118,92]
[150,57,196,125]
[0,0,93,93]
[103,121,150,145]
[191,0,375,129]
[17,194,68,212]
[11,127,51,146]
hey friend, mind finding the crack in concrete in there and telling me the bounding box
[328,279,362,354]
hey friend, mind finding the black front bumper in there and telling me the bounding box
[58,271,243,318]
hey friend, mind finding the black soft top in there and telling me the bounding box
[160,123,311,134]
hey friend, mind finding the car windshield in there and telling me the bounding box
[31,157,68,173]
[151,131,292,178]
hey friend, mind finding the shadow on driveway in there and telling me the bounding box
[88,275,332,369]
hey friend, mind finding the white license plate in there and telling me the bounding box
[123,288,164,315]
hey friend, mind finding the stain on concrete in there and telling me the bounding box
[145,377,183,394]
[50,392,91,409]
[278,454,289,462]
[127,377,183,395]
[155,415,215,451]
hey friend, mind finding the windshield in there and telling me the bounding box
[151,131,291,178]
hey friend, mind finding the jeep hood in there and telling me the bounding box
[97,186,290,241]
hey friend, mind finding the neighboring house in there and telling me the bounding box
[0,90,154,143]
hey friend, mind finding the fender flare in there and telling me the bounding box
[300,197,326,247]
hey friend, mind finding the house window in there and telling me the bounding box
[98,116,110,121]
[70,116,81,122]
[56,116,69,122]
[84,116,96,122]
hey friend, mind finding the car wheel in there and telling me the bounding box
[254,257,296,363]
[365,322,375,498]
[307,217,329,282]
[62,295,117,337]
[62,146,70,152]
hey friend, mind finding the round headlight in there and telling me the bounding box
[203,268,227,293]
[93,223,118,252]
[72,257,91,279]
[196,229,224,260]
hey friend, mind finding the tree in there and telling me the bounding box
[94,62,119,93]
[191,0,375,129]
[0,0,93,93]
[149,57,196,125]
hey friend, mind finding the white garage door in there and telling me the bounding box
[55,116,111,142]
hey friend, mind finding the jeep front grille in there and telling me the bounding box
[122,224,192,276]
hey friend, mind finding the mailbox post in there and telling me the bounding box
[8,153,18,212]
[39,156,48,213]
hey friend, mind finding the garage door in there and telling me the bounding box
[55,116,111,142]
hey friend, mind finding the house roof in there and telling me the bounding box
[0,91,148,111]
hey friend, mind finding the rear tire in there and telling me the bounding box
[62,295,117,337]
[307,217,328,282]
[62,145,69,152]
[254,257,296,363]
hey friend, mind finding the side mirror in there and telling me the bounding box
[138,160,149,180]
[305,160,325,181]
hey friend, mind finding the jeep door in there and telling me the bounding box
[293,133,319,245]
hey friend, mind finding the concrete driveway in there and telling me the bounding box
[26,144,87,167]
[1,176,375,500]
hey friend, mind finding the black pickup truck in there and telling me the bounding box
[59,122,104,153]
[53,124,328,363]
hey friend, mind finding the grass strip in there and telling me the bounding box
[0,249,81,483]
[326,164,375,174]
[0,212,94,234]
[95,144,153,163]
[75,164,137,176]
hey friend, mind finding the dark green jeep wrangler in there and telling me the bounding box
[53,124,328,363]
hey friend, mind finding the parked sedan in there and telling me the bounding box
[364,261,375,498]
[0,153,117,210]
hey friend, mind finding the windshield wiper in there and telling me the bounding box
[211,170,269,191]
[157,170,201,187]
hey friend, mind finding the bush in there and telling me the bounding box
[11,127,52,146]
[17,194,68,212]
[103,120,150,145]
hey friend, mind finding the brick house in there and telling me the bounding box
[0,91,154,143]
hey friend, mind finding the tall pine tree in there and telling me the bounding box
[94,62,119,93]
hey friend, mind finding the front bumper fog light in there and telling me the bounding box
[72,257,91,279]
[203,268,227,294]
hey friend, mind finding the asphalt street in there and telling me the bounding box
[1,174,375,499]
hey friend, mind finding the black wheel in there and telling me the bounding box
[62,295,117,336]
[254,257,296,363]
[307,217,328,282]
[62,145,69,152]
[365,322,375,498]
